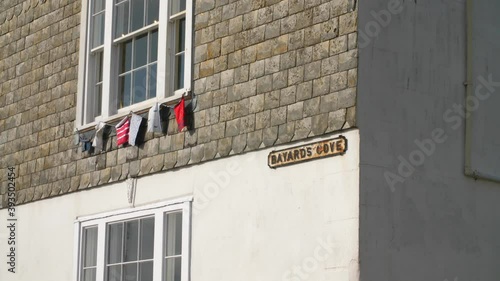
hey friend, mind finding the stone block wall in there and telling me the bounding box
[0,0,358,207]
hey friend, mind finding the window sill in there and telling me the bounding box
[75,90,192,132]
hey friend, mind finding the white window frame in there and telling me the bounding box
[72,197,192,281]
[76,0,193,130]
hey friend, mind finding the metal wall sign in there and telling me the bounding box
[268,136,348,168]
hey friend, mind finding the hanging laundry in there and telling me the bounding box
[92,122,107,152]
[81,140,92,152]
[129,113,143,146]
[79,133,92,152]
[81,137,92,152]
[116,116,130,146]
[147,103,163,133]
[73,130,80,146]
[174,97,187,132]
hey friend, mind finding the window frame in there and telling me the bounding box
[72,197,192,281]
[76,0,193,130]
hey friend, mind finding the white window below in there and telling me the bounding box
[74,199,191,281]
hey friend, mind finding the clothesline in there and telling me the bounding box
[76,96,191,153]
[75,98,190,133]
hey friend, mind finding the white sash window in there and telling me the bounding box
[74,200,191,281]
[76,0,193,129]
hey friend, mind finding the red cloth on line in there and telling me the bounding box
[116,117,130,146]
[174,97,187,132]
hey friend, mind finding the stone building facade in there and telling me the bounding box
[0,0,358,207]
[0,1,361,280]
[3,1,499,281]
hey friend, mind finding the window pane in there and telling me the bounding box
[140,217,154,260]
[139,261,153,281]
[133,68,147,104]
[108,223,123,264]
[119,73,132,108]
[93,0,105,14]
[124,220,139,262]
[107,265,121,281]
[95,84,102,117]
[124,263,138,281]
[95,52,104,83]
[93,51,103,117]
[115,1,129,38]
[83,268,97,281]
[92,13,105,48]
[176,19,186,53]
[147,64,157,100]
[83,227,98,267]
[165,212,183,256]
[149,30,158,63]
[174,54,185,90]
[171,0,186,15]
[131,0,145,32]
[134,34,148,68]
[121,40,133,73]
[146,0,159,25]
[164,257,181,281]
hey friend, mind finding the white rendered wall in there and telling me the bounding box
[0,130,359,281]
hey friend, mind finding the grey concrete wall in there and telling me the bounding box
[467,0,500,180]
[357,0,500,280]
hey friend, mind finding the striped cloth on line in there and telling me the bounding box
[116,116,130,146]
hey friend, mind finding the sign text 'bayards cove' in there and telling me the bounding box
[268,136,348,168]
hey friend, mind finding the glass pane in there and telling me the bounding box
[147,64,157,100]
[124,220,139,262]
[165,212,183,256]
[171,0,186,15]
[149,30,158,63]
[132,68,147,104]
[164,257,181,281]
[146,0,159,25]
[134,34,148,68]
[95,84,102,117]
[119,74,132,108]
[93,0,105,14]
[131,0,145,32]
[108,223,123,264]
[140,217,155,260]
[124,263,138,281]
[95,52,104,82]
[92,13,105,48]
[139,261,153,281]
[174,54,185,91]
[107,265,121,281]
[115,1,129,38]
[83,227,98,267]
[176,19,186,53]
[121,40,133,73]
[83,268,97,281]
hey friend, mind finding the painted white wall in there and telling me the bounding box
[0,130,359,281]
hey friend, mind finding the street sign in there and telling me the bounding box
[268,136,348,168]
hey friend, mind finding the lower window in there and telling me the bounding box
[76,200,191,281]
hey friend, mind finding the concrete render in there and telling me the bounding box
[358,1,500,281]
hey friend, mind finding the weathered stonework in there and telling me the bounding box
[0,0,358,207]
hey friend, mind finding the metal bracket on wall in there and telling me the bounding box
[126,177,137,207]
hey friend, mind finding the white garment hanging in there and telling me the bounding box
[147,103,162,133]
[129,113,143,146]
[92,122,106,152]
